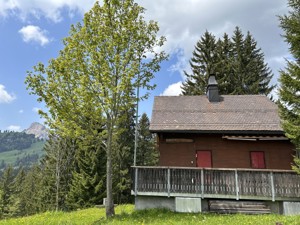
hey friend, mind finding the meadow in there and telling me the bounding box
[0,204,300,225]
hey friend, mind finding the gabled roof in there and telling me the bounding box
[150,95,283,134]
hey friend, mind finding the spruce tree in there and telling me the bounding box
[137,113,158,166]
[0,166,14,218]
[39,136,76,211]
[278,0,300,172]
[112,107,135,204]
[182,27,274,96]
[181,31,218,95]
[66,136,106,209]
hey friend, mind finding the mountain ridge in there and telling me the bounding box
[24,122,48,140]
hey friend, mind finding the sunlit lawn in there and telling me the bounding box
[0,204,300,225]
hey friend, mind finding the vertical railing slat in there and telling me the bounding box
[134,167,138,196]
[235,169,239,200]
[270,171,275,201]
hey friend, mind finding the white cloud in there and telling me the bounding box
[19,109,24,113]
[137,0,290,83]
[0,84,16,103]
[0,0,96,22]
[7,125,21,132]
[19,25,50,46]
[161,81,182,96]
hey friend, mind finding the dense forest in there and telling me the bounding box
[0,131,38,153]
[0,113,157,218]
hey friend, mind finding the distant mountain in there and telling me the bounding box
[24,122,48,140]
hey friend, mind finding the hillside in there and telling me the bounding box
[0,124,47,169]
[0,141,45,169]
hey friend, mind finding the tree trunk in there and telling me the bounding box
[106,124,115,218]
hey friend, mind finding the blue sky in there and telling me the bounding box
[0,0,290,131]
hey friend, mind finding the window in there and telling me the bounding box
[250,151,265,169]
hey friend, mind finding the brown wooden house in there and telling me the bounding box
[132,75,300,214]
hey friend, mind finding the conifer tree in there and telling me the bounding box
[39,136,76,211]
[10,167,26,217]
[66,137,106,209]
[182,27,274,96]
[182,31,218,95]
[112,107,135,204]
[0,166,14,218]
[137,113,158,166]
[278,0,300,172]
[18,165,43,215]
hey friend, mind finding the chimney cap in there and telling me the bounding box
[208,74,218,86]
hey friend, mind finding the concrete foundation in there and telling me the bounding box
[175,197,201,213]
[135,196,175,211]
[282,202,300,215]
[135,196,300,215]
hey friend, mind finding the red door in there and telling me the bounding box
[250,151,265,169]
[196,151,212,168]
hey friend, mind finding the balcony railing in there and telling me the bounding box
[132,166,300,201]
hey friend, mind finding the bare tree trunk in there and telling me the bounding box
[106,124,115,218]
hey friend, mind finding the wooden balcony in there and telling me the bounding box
[132,166,300,201]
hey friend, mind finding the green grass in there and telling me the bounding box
[0,141,45,165]
[0,205,300,225]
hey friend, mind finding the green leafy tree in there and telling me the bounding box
[278,0,300,172]
[136,113,158,166]
[182,27,274,96]
[25,0,167,217]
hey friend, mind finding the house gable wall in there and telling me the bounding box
[158,133,294,170]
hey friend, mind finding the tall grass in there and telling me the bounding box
[0,204,299,225]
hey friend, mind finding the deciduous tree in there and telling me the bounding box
[25,0,166,217]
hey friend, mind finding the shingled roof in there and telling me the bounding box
[150,95,283,134]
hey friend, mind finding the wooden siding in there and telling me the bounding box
[132,166,300,201]
[158,133,294,170]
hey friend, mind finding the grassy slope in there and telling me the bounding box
[1,205,300,225]
[0,141,45,165]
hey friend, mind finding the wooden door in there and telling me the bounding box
[250,151,265,169]
[196,151,212,168]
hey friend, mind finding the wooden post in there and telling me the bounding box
[167,168,170,197]
[201,169,204,199]
[134,167,138,196]
[270,171,275,202]
[235,169,239,200]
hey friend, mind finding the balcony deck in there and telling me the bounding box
[132,166,300,201]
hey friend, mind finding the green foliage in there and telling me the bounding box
[0,166,14,218]
[67,137,106,209]
[278,0,300,171]
[181,27,274,96]
[1,205,300,225]
[112,106,135,204]
[25,0,167,217]
[136,113,158,166]
[39,136,76,211]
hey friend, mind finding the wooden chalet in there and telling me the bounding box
[132,75,300,215]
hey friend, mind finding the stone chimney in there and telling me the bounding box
[206,74,220,102]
